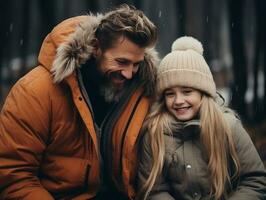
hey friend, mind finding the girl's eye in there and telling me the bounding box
[183,90,192,95]
[165,91,175,97]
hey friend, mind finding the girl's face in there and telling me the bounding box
[164,86,202,121]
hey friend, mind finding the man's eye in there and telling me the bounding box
[133,63,140,68]
[117,60,127,65]
[134,61,143,67]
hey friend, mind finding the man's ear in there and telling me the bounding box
[91,38,101,57]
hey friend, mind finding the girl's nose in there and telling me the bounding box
[174,95,185,105]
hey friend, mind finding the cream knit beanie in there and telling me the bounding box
[157,36,216,97]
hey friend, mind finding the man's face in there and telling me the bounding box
[94,36,145,90]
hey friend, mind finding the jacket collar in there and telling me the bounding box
[50,15,102,83]
[167,120,200,141]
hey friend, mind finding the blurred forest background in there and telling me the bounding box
[0,0,265,163]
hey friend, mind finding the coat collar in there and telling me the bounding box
[164,119,201,141]
[50,15,102,83]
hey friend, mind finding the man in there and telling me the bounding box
[0,4,158,199]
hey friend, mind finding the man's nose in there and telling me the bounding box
[121,65,135,80]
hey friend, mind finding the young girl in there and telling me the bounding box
[137,36,266,200]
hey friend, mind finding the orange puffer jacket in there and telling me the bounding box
[0,15,158,199]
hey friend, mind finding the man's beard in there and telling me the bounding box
[100,77,128,103]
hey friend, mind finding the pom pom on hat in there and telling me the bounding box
[157,36,216,97]
[171,36,204,55]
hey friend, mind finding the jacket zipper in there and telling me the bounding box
[76,69,104,184]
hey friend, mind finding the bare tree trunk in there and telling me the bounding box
[254,0,261,121]
[186,0,205,40]
[85,0,99,12]
[260,0,266,119]
[228,0,247,119]
[253,0,266,122]
[19,1,30,76]
[176,0,186,36]
[38,0,56,40]
[0,0,12,105]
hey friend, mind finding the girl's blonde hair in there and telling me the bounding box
[137,94,240,200]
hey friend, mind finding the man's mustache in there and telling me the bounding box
[109,71,126,81]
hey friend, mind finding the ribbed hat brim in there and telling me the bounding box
[157,69,216,97]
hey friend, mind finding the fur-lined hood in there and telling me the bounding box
[38,14,159,96]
